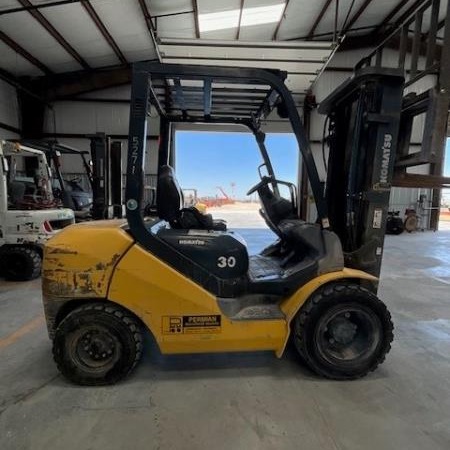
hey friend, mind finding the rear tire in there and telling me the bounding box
[2,246,41,281]
[53,303,143,386]
[293,282,393,380]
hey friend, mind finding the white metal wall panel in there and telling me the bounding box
[0,10,81,73]
[149,0,192,16]
[354,0,409,30]
[238,0,285,41]
[91,0,157,62]
[44,87,160,136]
[0,78,19,139]
[0,41,44,76]
[315,0,368,36]
[196,0,242,39]
[276,1,325,40]
[156,14,196,39]
[0,1,22,10]
[40,3,120,68]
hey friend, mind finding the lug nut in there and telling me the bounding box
[329,338,335,344]
[345,313,350,318]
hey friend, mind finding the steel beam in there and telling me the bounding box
[307,0,333,39]
[17,0,90,70]
[81,0,127,65]
[44,66,132,99]
[0,0,81,16]
[392,173,450,188]
[272,0,290,40]
[236,0,245,40]
[342,0,374,34]
[426,0,440,67]
[192,0,200,38]
[0,30,52,75]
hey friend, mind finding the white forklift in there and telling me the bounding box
[0,141,75,281]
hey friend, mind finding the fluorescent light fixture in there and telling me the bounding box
[199,3,285,33]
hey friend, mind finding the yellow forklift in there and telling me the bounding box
[42,63,404,385]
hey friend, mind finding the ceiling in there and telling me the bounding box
[0,0,447,97]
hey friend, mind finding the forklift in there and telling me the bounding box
[19,135,125,221]
[41,63,403,385]
[0,141,75,281]
[18,140,94,221]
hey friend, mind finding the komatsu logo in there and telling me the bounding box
[179,239,205,246]
[380,133,392,184]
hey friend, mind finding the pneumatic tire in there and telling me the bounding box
[2,246,41,281]
[293,282,394,380]
[53,303,143,386]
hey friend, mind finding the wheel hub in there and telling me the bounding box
[76,329,117,366]
[316,305,381,363]
[329,316,358,345]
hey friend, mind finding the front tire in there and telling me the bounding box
[53,303,143,386]
[293,283,393,380]
[2,246,41,281]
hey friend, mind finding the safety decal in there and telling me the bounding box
[373,209,383,229]
[162,315,221,334]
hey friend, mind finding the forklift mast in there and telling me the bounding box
[319,67,405,278]
[89,133,124,219]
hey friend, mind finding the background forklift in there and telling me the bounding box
[41,63,403,385]
[17,135,125,222]
[18,140,94,221]
[0,141,75,281]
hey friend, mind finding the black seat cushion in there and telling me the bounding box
[157,165,226,231]
[157,165,184,222]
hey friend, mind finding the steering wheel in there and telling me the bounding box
[246,176,274,196]
[247,175,298,239]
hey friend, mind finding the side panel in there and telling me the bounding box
[108,244,286,354]
[108,245,377,355]
[42,223,134,299]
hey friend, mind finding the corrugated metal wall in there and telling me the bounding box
[0,79,20,140]
[42,85,161,191]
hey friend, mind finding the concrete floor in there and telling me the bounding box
[1,209,450,450]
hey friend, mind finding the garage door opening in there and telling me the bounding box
[175,130,298,253]
[441,138,450,229]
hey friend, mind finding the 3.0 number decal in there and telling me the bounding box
[217,256,236,268]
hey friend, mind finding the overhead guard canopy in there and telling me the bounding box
[126,62,329,230]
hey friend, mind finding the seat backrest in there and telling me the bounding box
[157,165,183,222]
[9,181,26,204]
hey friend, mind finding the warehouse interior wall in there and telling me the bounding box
[0,78,20,140]
[40,84,160,190]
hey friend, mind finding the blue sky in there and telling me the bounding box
[175,132,450,201]
[175,131,298,199]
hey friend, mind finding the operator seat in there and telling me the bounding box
[157,165,227,231]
